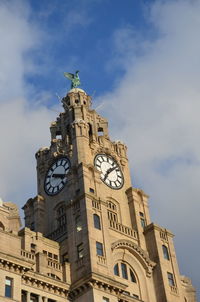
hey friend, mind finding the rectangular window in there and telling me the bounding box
[167,272,175,286]
[5,277,12,298]
[96,241,104,256]
[77,243,84,259]
[121,263,128,279]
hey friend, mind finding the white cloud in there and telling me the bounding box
[0,1,55,206]
[99,0,200,292]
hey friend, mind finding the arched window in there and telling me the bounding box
[93,214,101,230]
[114,263,119,276]
[162,245,170,260]
[113,262,137,283]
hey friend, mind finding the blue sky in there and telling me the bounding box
[23,0,156,99]
[0,0,199,299]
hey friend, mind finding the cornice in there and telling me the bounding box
[69,272,127,300]
[144,223,174,238]
[22,271,70,297]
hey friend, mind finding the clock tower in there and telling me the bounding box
[23,87,196,302]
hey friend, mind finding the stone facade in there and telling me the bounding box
[0,88,197,302]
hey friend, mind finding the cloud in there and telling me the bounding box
[0,0,55,207]
[99,0,200,293]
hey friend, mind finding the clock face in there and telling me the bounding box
[94,154,124,189]
[44,157,70,195]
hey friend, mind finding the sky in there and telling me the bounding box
[0,0,199,298]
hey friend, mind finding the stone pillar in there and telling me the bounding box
[26,291,30,302]
[42,297,47,302]
[38,295,43,302]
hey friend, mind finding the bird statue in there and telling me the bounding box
[64,70,81,89]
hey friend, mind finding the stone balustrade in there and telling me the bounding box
[109,220,138,240]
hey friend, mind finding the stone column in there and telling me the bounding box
[38,295,43,302]
[26,291,30,302]
[42,297,47,302]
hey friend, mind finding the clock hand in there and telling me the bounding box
[104,166,117,180]
[52,173,66,179]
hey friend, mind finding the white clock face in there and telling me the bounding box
[44,157,70,195]
[94,154,124,189]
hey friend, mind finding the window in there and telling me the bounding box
[57,206,66,228]
[167,272,175,286]
[114,262,137,283]
[102,297,109,302]
[98,127,104,135]
[89,187,95,193]
[140,218,145,228]
[96,241,104,256]
[130,269,137,283]
[77,243,84,259]
[162,245,170,260]
[5,277,12,298]
[121,263,128,280]
[30,294,38,302]
[114,263,119,276]
[31,243,36,253]
[93,214,101,230]
[139,212,146,228]
[75,215,82,232]
[108,201,116,211]
[48,252,52,258]
[132,294,139,298]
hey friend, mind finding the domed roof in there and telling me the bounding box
[68,88,86,94]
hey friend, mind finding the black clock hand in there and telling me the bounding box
[52,173,66,179]
[104,166,117,180]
